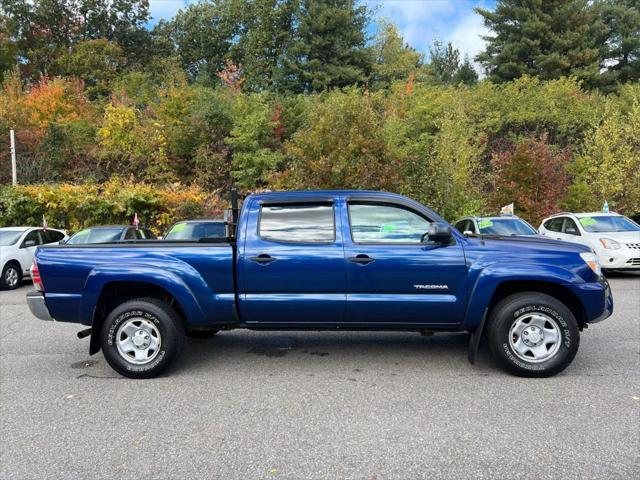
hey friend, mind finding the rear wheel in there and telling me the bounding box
[100,298,185,379]
[1,262,21,290]
[486,292,579,377]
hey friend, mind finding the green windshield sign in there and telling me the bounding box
[478,219,493,229]
[579,217,596,227]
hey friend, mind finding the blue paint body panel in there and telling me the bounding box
[35,190,613,331]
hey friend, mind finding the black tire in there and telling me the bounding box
[486,292,580,378]
[100,298,185,379]
[1,262,22,290]
[186,329,220,339]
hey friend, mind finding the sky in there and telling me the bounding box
[148,0,496,62]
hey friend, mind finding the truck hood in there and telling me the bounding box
[467,233,592,254]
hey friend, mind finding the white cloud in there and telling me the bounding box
[448,10,489,63]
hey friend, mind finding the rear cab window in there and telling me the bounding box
[259,203,335,243]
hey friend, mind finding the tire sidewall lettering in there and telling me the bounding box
[106,308,167,371]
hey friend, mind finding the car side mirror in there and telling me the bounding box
[58,239,66,245]
[421,223,453,244]
[565,228,577,235]
[24,240,37,248]
[463,230,473,236]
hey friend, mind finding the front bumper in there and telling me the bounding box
[565,277,613,324]
[26,291,53,321]
[597,249,640,270]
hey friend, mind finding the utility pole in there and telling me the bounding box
[10,129,17,186]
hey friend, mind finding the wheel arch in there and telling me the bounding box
[89,280,190,355]
[487,280,587,328]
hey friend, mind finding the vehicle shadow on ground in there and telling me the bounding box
[174,331,498,376]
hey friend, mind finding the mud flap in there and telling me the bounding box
[468,308,488,365]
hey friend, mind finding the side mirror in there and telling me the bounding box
[463,230,473,236]
[23,239,37,248]
[58,239,66,245]
[565,228,577,235]
[421,223,453,244]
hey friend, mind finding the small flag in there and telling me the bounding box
[42,214,48,231]
[602,200,609,213]
[500,203,514,216]
[133,212,139,230]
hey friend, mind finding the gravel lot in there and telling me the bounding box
[1,275,639,480]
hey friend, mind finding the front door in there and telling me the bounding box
[240,200,346,325]
[343,202,467,326]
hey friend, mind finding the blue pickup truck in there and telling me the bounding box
[28,190,613,378]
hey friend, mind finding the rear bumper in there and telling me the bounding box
[26,291,53,321]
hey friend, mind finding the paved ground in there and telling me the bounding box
[1,275,639,480]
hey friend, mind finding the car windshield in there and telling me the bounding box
[165,222,225,240]
[578,216,640,233]
[0,230,25,246]
[478,218,537,235]
[67,228,123,244]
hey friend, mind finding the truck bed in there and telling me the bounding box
[37,242,235,326]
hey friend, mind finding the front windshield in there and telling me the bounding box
[0,230,25,246]
[478,218,537,235]
[165,222,225,240]
[579,216,640,233]
[67,228,123,244]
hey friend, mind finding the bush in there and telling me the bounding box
[0,178,224,235]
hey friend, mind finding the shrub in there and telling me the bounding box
[0,179,224,235]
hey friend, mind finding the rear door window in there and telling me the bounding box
[544,217,565,232]
[259,203,335,243]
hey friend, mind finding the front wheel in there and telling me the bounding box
[100,298,185,379]
[486,292,580,377]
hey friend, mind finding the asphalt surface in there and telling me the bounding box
[1,275,639,480]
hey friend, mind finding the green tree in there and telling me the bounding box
[59,40,125,99]
[566,89,640,214]
[476,0,606,87]
[283,0,372,92]
[1,0,151,80]
[428,41,477,85]
[598,0,640,90]
[153,0,242,84]
[370,21,423,90]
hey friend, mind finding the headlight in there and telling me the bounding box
[580,252,602,276]
[599,238,621,250]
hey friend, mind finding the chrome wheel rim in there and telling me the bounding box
[5,267,19,287]
[116,318,161,365]
[509,312,561,363]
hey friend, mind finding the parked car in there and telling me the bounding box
[65,225,155,245]
[163,220,226,241]
[454,215,538,236]
[0,227,67,290]
[539,212,640,272]
[28,190,612,379]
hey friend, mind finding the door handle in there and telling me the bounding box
[348,254,375,265]
[250,254,277,264]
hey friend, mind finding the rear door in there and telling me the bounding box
[18,229,43,274]
[343,201,468,326]
[240,199,346,325]
[542,217,566,240]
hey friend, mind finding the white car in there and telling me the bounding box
[0,227,68,290]
[538,212,640,272]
